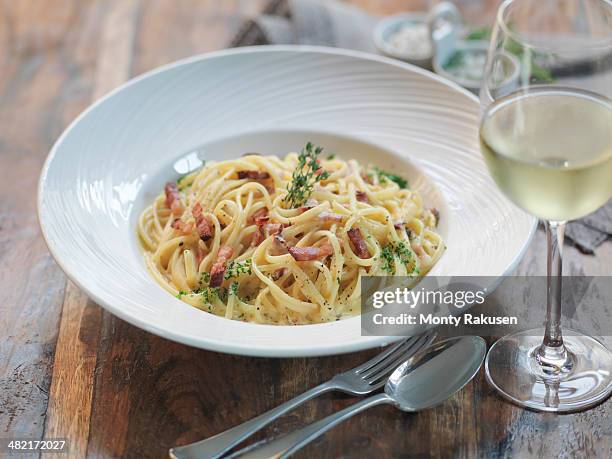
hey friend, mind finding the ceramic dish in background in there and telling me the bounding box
[433,40,520,94]
[373,13,433,68]
[38,46,536,357]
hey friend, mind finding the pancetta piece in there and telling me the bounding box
[171,219,194,234]
[237,170,270,180]
[355,191,368,203]
[192,202,212,241]
[347,228,370,259]
[288,243,333,261]
[272,268,287,280]
[165,182,183,216]
[249,207,269,225]
[209,245,235,287]
[265,223,283,236]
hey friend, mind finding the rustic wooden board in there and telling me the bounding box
[0,0,104,443]
[1,1,610,458]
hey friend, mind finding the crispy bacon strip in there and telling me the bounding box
[209,245,234,287]
[165,182,183,216]
[237,170,270,180]
[272,268,287,281]
[265,223,283,236]
[356,191,368,203]
[192,202,213,241]
[288,243,333,261]
[251,226,265,247]
[318,212,344,223]
[347,228,370,259]
[248,207,269,225]
[171,219,194,234]
[191,202,203,218]
[271,234,289,254]
[251,218,283,247]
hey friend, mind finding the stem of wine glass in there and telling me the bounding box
[535,220,573,376]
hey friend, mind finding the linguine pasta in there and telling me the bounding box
[138,144,444,325]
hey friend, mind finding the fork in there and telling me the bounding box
[169,333,435,459]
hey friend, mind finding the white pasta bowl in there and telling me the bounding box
[38,46,536,357]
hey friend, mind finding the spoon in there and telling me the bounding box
[236,336,486,459]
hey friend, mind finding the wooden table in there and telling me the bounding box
[1,1,610,458]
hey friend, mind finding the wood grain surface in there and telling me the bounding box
[1,1,610,458]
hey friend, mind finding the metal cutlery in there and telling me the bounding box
[169,333,436,459]
[236,336,486,459]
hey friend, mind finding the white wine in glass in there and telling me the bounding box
[480,0,612,412]
[480,88,612,222]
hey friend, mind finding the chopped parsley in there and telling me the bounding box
[380,241,418,275]
[394,241,414,267]
[371,167,408,189]
[284,142,329,208]
[380,245,396,274]
[225,258,252,280]
[200,271,210,285]
[184,285,221,304]
[176,277,243,306]
[229,281,239,297]
[327,153,336,160]
[177,174,193,190]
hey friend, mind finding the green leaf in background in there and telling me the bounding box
[465,26,555,84]
[465,26,491,41]
[444,50,465,70]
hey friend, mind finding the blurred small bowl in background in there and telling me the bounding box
[373,13,433,69]
[433,40,520,94]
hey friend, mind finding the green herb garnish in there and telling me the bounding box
[224,259,252,280]
[177,173,194,191]
[189,284,221,304]
[394,241,414,267]
[380,245,396,274]
[284,142,329,208]
[380,241,417,275]
[327,153,336,160]
[229,282,239,297]
[176,290,188,299]
[372,167,408,189]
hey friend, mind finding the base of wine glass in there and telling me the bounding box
[485,328,612,412]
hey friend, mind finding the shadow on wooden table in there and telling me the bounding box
[49,302,607,459]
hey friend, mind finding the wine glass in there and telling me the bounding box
[480,0,612,412]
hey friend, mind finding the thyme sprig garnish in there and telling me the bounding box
[284,142,329,208]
